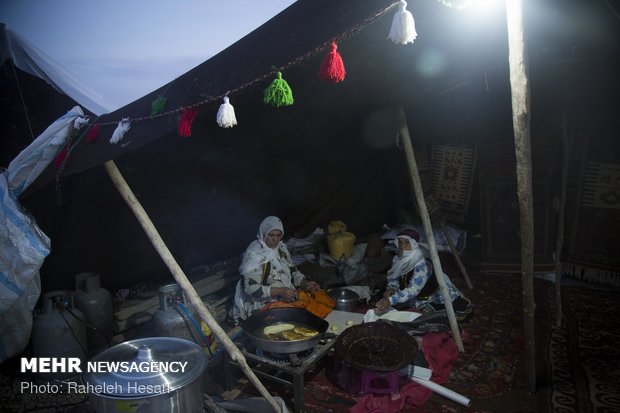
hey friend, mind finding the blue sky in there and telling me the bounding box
[0,0,296,109]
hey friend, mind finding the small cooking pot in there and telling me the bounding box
[84,337,207,413]
[328,287,360,312]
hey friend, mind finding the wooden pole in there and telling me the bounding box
[103,160,283,413]
[440,220,473,290]
[505,0,536,393]
[396,107,464,352]
[554,112,571,326]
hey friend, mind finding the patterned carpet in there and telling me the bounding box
[541,283,620,412]
[234,273,527,412]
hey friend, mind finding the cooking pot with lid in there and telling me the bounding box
[328,287,360,312]
[84,337,207,413]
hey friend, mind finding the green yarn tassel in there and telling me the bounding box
[263,71,294,107]
[150,95,167,116]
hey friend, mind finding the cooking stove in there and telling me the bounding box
[255,347,315,365]
[225,332,337,412]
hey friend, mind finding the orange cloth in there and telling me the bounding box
[261,290,336,318]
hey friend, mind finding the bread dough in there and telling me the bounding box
[263,323,294,335]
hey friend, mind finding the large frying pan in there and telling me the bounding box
[241,307,329,354]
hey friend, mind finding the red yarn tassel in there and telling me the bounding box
[319,41,346,83]
[178,107,198,137]
[53,146,70,169]
[86,124,101,143]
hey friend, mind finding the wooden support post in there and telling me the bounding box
[440,220,473,290]
[104,161,283,413]
[554,112,571,326]
[396,107,464,352]
[506,0,536,393]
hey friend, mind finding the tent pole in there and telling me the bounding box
[103,160,283,413]
[440,220,473,290]
[396,107,464,352]
[505,0,536,393]
[554,112,571,326]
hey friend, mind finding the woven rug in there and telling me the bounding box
[541,283,620,412]
[431,144,477,218]
[562,135,620,286]
[477,140,557,273]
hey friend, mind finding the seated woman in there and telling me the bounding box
[375,228,471,321]
[231,216,323,324]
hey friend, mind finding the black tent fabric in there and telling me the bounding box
[10,0,620,290]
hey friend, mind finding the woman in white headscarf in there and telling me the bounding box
[375,228,471,320]
[231,216,320,323]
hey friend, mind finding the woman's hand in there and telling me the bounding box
[272,287,298,302]
[300,279,320,292]
[383,288,396,298]
[375,297,391,313]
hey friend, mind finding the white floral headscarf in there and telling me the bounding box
[386,233,426,282]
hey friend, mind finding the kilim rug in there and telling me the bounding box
[540,283,620,413]
[431,144,477,218]
[477,140,557,273]
[562,134,620,287]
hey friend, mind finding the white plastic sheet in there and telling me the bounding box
[0,106,84,362]
[1,25,113,115]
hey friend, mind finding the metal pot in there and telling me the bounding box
[328,287,360,312]
[84,337,207,413]
[241,307,328,353]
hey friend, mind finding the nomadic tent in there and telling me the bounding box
[15,0,618,291]
[2,0,619,401]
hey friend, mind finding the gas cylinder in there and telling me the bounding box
[31,291,87,383]
[72,272,114,356]
[151,284,203,344]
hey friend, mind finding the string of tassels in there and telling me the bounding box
[64,2,423,153]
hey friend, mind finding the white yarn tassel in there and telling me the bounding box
[388,0,417,45]
[73,116,89,130]
[109,118,131,144]
[216,96,237,128]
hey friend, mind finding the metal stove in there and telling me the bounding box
[225,332,337,412]
[255,347,315,366]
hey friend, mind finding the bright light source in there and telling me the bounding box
[438,0,501,11]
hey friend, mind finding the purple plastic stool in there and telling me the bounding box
[360,369,400,400]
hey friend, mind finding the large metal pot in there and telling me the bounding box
[241,307,328,354]
[328,287,360,312]
[84,337,207,413]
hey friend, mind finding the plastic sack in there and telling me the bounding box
[0,106,83,362]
